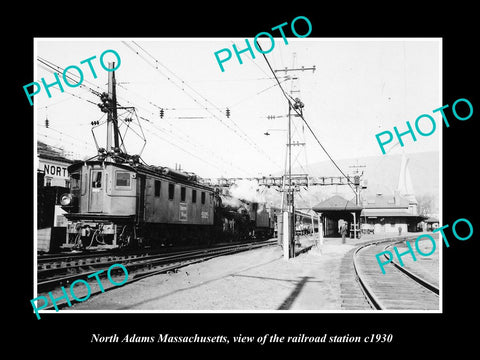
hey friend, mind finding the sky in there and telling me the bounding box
[34,38,441,180]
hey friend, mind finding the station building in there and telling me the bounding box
[312,195,362,237]
[360,191,423,234]
[313,154,428,238]
[37,141,74,188]
[37,141,76,252]
[422,216,440,231]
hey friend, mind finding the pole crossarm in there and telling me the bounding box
[199,174,361,188]
[274,66,316,73]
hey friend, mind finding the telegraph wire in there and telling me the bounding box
[37,132,95,157]
[228,76,290,109]
[124,41,253,141]
[122,89,252,175]
[123,41,283,171]
[257,42,358,195]
[37,57,103,97]
[139,115,250,176]
[36,56,249,175]
[137,115,235,175]
[37,121,97,150]
[38,57,139,111]
[36,52,268,177]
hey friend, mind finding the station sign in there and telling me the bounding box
[38,157,71,187]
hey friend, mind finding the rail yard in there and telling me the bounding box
[35,232,440,313]
[34,39,441,317]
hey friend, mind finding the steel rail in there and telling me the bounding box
[353,235,438,310]
[353,242,386,310]
[38,240,277,309]
[383,241,440,295]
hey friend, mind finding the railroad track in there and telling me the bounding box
[37,244,224,270]
[353,236,439,310]
[37,239,277,309]
[37,241,272,282]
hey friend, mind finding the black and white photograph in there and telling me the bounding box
[18,7,478,352]
[33,37,442,315]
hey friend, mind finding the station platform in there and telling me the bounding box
[68,232,416,312]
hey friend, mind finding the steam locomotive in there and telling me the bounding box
[59,149,275,250]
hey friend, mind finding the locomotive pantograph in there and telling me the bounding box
[59,62,275,251]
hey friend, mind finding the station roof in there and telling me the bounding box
[362,193,410,209]
[312,195,362,212]
[360,209,419,217]
[37,141,75,164]
[360,209,426,222]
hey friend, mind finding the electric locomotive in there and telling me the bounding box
[59,150,276,250]
[60,149,217,249]
[57,63,275,251]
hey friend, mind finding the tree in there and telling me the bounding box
[416,193,437,217]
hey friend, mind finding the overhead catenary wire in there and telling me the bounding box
[123,41,283,171]
[37,57,104,97]
[228,76,291,109]
[37,132,94,158]
[114,74,251,175]
[36,56,251,176]
[256,41,358,196]
[137,115,233,175]
[38,123,97,150]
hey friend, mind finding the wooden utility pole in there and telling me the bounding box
[349,163,366,206]
[277,54,315,259]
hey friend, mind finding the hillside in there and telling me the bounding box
[260,151,440,214]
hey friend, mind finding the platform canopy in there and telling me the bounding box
[360,209,419,217]
[312,195,362,212]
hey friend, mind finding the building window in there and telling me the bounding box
[192,189,197,203]
[181,187,186,202]
[92,171,102,188]
[154,180,161,197]
[168,183,175,200]
[201,191,206,204]
[45,177,52,187]
[70,173,80,190]
[115,171,131,188]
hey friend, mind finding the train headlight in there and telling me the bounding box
[60,193,73,206]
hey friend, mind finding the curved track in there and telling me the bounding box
[353,236,439,310]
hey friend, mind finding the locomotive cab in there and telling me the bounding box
[62,160,138,250]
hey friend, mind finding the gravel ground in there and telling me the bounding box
[62,232,439,313]
[69,235,355,312]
